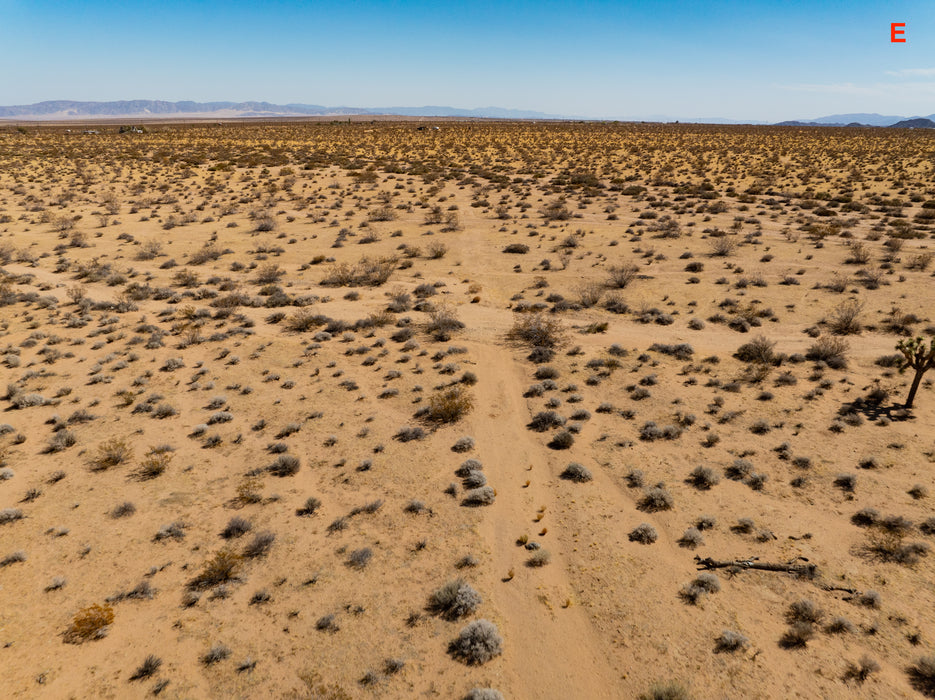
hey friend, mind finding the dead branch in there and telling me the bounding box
[694,556,819,579]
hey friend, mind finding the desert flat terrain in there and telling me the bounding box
[1,120,935,699]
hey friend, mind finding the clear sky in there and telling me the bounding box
[1,0,933,121]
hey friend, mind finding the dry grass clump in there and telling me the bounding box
[639,680,690,700]
[268,454,300,476]
[346,547,373,569]
[44,430,76,453]
[188,549,242,590]
[243,532,276,559]
[779,599,824,649]
[129,654,162,681]
[136,451,171,480]
[0,550,27,566]
[648,342,694,360]
[90,438,133,471]
[64,603,114,644]
[678,528,704,549]
[220,516,252,539]
[202,643,231,665]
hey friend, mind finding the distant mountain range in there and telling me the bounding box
[775,113,935,128]
[0,100,933,128]
[0,100,567,121]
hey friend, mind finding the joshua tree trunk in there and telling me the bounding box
[897,336,935,410]
[905,369,924,409]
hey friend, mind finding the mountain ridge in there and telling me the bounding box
[0,100,569,121]
[1,100,934,127]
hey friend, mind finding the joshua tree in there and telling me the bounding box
[897,336,935,409]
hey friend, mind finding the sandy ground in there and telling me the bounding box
[0,121,934,699]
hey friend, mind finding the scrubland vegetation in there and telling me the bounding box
[0,119,934,698]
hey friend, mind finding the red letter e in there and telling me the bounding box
[891,23,906,42]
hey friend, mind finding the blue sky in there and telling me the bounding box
[1,0,932,120]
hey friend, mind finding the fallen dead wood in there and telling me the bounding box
[695,556,819,579]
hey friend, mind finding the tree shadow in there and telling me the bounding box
[838,397,914,423]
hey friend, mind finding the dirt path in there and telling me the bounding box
[463,338,625,699]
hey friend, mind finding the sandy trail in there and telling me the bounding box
[462,335,625,699]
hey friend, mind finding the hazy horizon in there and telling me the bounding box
[0,0,933,121]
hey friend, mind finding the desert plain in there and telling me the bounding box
[1,120,935,699]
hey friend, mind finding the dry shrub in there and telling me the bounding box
[507,313,566,349]
[64,604,114,643]
[422,386,473,423]
[709,236,737,257]
[576,282,604,307]
[909,656,935,696]
[136,452,171,480]
[189,549,242,590]
[90,438,133,471]
[427,242,448,258]
[425,303,465,340]
[806,336,849,369]
[428,578,483,620]
[606,263,639,288]
[540,199,571,221]
[828,299,863,335]
[321,256,396,287]
[734,335,776,364]
[449,619,503,665]
[285,309,329,332]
